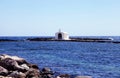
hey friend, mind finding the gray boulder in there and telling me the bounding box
[8,71,26,78]
[0,66,8,76]
[26,68,40,78]
[56,74,70,78]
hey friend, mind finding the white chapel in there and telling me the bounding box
[55,29,70,40]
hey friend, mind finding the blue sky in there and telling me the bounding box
[0,0,120,36]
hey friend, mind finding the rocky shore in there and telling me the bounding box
[0,54,92,78]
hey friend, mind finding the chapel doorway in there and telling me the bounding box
[58,33,62,39]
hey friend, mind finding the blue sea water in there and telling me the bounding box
[0,36,120,78]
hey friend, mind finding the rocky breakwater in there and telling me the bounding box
[0,54,92,78]
[0,54,52,78]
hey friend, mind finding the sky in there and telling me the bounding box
[0,0,120,36]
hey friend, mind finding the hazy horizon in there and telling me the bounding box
[0,0,120,36]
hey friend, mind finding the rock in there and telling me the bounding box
[0,66,8,76]
[42,67,54,74]
[0,58,18,71]
[42,67,51,72]
[0,58,26,72]
[0,76,12,78]
[74,76,92,78]
[0,54,28,65]
[41,67,54,78]
[28,64,39,70]
[41,74,54,78]
[56,74,70,78]
[20,64,29,71]
[26,68,40,78]
[8,71,26,78]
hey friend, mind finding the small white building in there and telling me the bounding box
[55,30,69,40]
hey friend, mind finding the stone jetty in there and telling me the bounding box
[27,37,120,44]
[0,54,92,78]
[1,37,120,44]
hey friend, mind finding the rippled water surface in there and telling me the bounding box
[0,37,120,78]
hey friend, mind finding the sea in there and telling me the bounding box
[0,36,120,78]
